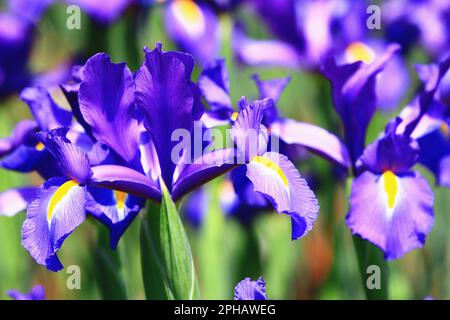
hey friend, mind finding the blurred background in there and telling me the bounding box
[1,0,450,300]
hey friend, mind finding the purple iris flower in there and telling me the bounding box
[347,119,434,260]
[383,0,450,57]
[199,59,350,169]
[323,45,450,259]
[164,0,220,65]
[234,0,367,70]
[7,285,45,300]
[397,58,450,188]
[0,0,53,97]
[234,277,268,300]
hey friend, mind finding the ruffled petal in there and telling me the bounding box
[135,43,203,188]
[347,171,434,260]
[79,53,141,165]
[246,152,319,239]
[22,177,87,271]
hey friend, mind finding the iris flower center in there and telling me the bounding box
[35,142,45,151]
[345,42,376,64]
[382,170,398,209]
[171,0,205,38]
[115,191,126,211]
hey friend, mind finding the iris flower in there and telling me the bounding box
[7,285,45,300]
[323,43,450,259]
[1,43,320,271]
[234,277,268,300]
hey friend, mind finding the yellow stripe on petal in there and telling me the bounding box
[171,0,205,38]
[231,111,239,121]
[345,42,376,64]
[115,191,126,211]
[440,122,450,139]
[252,155,289,187]
[382,170,398,209]
[47,180,79,222]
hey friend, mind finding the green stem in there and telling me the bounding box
[353,236,389,300]
[93,227,128,300]
[140,184,200,300]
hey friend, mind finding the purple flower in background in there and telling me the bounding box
[234,0,367,70]
[7,285,45,300]
[200,59,350,169]
[322,44,400,165]
[234,277,268,300]
[0,0,53,97]
[164,0,220,65]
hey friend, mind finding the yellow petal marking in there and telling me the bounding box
[440,122,450,139]
[231,111,239,122]
[171,0,205,37]
[252,156,289,187]
[345,42,376,64]
[47,180,79,222]
[382,170,398,209]
[115,191,126,211]
[35,142,45,151]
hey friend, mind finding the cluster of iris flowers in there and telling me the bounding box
[1,0,450,300]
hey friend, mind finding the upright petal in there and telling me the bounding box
[234,277,268,300]
[79,53,140,166]
[246,152,319,239]
[230,98,271,162]
[198,59,233,115]
[22,177,87,271]
[135,44,203,188]
[347,171,434,260]
[322,44,400,162]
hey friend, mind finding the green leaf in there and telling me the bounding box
[93,227,128,300]
[140,183,200,300]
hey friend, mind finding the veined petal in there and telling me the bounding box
[135,43,203,188]
[271,119,350,169]
[22,178,87,271]
[91,164,161,202]
[234,277,268,300]
[0,187,37,217]
[230,98,271,162]
[246,152,319,239]
[37,128,92,184]
[347,171,434,260]
[79,53,140,165]
[86,186,144,249]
